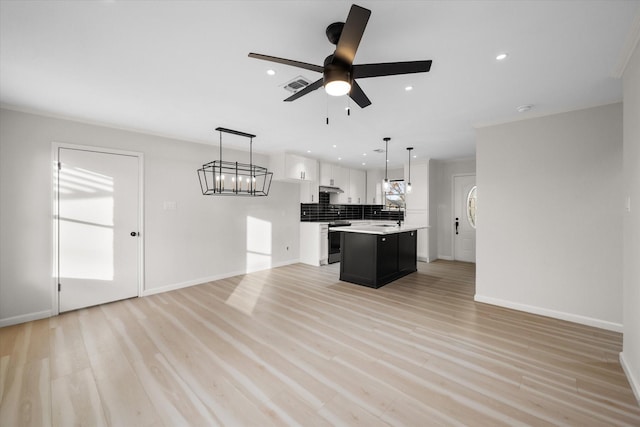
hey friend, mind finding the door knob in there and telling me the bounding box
[130,232,138,237]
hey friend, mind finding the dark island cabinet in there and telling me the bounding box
[398,230,417,274]
[377,234,399,283]
[340,230,418,288]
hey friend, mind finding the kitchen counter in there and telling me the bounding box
[340,224,428,235]
[339,227,423,288]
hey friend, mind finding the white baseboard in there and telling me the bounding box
[0,310,52,327]
[620,352,640,404]
[141,259,299,297]
[474,294,623,332]
[438,255,454,261]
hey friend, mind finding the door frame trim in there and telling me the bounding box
[451,173,476,262]
[51,142,145,315]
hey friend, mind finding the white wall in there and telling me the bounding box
[476,103,623,331]
[430,158,476,260]
[622,37,640,401]
[0,108,300,326]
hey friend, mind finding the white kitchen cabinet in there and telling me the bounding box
[348,169,366,204]
[286,154,317,181]
[366,169,385,204]
[320,162,347,188]
[322,162,366,204]
[271,153,317,181]
[300,180,319,203]
[300,222,328,266]
[320,162,333,186]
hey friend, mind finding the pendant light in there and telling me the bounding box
[383,137,390,190]
[406,147,413,193]
[197,127,273,196]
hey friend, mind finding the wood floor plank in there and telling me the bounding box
[0,358,52,427]
[1,260,639,425]
[51,367,107,427]
[78,307,161,427]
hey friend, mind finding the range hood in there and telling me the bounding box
[319,185,344,194]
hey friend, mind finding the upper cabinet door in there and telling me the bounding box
[348,169,366,204]
[320,162,334,186]
[283,154,317,181]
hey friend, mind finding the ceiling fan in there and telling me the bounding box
[248,4,432,108]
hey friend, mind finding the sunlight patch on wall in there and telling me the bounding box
[246,215,272,273]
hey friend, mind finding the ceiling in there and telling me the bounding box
[1,1,638,169]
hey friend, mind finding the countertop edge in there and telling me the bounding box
[339,225,429,235]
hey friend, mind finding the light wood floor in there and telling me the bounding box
[1,261,639,426]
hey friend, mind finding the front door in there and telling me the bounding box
[57,147,141,312]
[453,175,476,263]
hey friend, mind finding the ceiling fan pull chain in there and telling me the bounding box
[326,94,330,125]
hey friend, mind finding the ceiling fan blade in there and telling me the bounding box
[352,60,432,79]
[248,53,324,73]
[284,78,324,102]
[334,5,371,65]
[349,80,371,108]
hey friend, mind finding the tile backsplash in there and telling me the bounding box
[300,203,404,222]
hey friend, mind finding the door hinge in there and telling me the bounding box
[58,283,61,292]
[57,162,61,170]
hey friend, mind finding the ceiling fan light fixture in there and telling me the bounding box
[325,79,351,96]
[324,62,351,96]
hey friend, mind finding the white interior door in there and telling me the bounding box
[453,175,476,262]
[57,147,140,312]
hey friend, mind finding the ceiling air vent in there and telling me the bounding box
[372,148,385,153]
[283,76,312,93]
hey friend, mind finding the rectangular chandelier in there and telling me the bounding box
[197,127,273,197]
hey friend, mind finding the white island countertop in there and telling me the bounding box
[340,224,429,235]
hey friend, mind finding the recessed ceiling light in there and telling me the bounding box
[405,86,413,91]
[413,155,417,158]
[516,104,533,113]
[307,150,311,153]
[338,157,342,160]
[362,162,366,166]
[332,144,337,148]
[496,53,508,61]
[266,69,276,76]
[362,153,366,156]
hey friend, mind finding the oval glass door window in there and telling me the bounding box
[467,185,477,228]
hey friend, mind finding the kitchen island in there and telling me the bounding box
[339,224,427,288]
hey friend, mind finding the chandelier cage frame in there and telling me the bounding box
[197,127,273,197]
